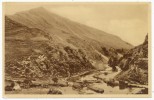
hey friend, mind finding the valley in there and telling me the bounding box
[4,7,148,95]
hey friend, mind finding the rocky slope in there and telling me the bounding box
[5,7,133,80]
[115,34,148,85]
[5,17,94,79]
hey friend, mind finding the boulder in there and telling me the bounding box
[13,82,21,91]
[72,82,84,90]
[5,86,14,91]
[106,79,119,87]
[119,80,128,89]
[67,82,74,86]
[93,75,103,80]
[87,85,104,94]
[58,80,68,87]
[47,89,62,94]
[103,72,108,75]
[136,88,148,94]
[58,83,68,87]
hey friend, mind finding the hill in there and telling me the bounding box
[5,7,133,79]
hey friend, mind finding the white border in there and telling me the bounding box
[0,0,153,99]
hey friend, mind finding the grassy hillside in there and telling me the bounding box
[5,7,133,80]
[5,17,94,79]
[8,7,133,50]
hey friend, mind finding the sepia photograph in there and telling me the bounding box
[2,2,151,97]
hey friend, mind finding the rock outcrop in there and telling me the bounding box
[115,34,148,85]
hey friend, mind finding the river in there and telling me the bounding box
[5,63,147,95]
[60,64,147,94]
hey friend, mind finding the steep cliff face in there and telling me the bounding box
[116,34,148,84]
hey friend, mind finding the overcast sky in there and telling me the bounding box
[4,2,150,46]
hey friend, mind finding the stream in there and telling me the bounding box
[5,63,147,95]
[60,64,147,95]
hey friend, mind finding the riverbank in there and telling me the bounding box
[5,64,147,94]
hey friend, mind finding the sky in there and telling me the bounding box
[3,2,150,46]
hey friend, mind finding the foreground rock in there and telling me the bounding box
[87,85,104,94]
[47,89,62,94]
[136,88,148,94]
